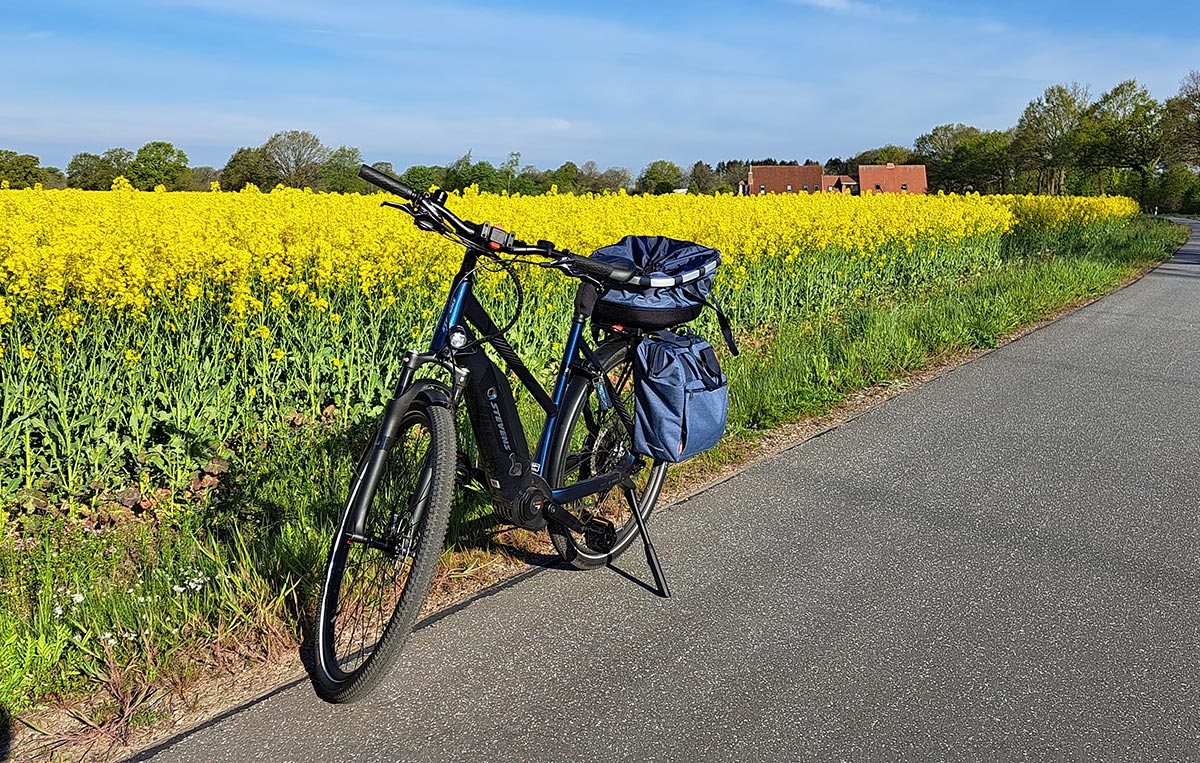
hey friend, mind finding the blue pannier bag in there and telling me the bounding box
[632,330,728,463]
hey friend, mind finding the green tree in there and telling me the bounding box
[687,161,719,194]
[944,130,1014,194]
[220,147,272,191]
[636,160,683,195]
[715,159,750,189]
[1163,70,1200,168]
[849,145,914,173]
[597,166,632,193]
[914,123,983,191]
[1083,79,1163,205]
[39,166,67,189]
[0,150,44,189]
[1149,163,1198,212]
[499,152,522,193]
[321,146,369,194]
[262,130,329,189]
[399,164,445,193]
[127,141,189,190]
[67,152,114,190]
[550,161,581,193]
[180,166,218,191]
[1012,83,1091,194]
[103,147,133,178]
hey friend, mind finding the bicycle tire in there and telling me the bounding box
[313,390,455,703]
[544,339,668,569]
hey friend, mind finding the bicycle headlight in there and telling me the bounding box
[449,327,468,349]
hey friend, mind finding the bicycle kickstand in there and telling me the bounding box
[629,491,671,599]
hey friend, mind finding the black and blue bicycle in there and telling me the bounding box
[313,164,728,703]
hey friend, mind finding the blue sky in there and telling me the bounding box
[4,0,1198,174]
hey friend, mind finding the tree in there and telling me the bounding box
[39,166,67,189]
[823,157,852,176]
[262,130,329,189]
[220,147,272,191]
[499,152,522,193]
[180,166,218,191]
[849,145,914,172]
[321,146,369,193]
[399,164,445,193]
[1012,83,1091,195]
[127,141,189,190]
[687,161,719,194]
[1163,70,1200,168]
[716,159,749,189]
[1083,80,1163,205]
[0,150,44,189]
[597,166,632,193]
[441,151,501,193]
[549,161,581,193]
[943,130,1014,194]
[67,152,112,190]
[914,123,983,191]
[103,147,133,178]
[636,160,683,195]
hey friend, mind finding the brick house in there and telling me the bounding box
[858,163,927,194]
[821,175,857,193]
[746,164,824,195]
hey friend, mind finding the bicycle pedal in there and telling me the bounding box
[584,517,617,551]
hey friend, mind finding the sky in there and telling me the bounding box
[4,0,1199,174]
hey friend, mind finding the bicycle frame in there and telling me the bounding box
[388,245,637,529]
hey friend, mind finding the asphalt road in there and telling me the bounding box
[139,221,1200,762]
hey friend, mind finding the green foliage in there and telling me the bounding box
[261,130,329,189]
[220,147,272,191]
[636,159,684,195]
[128,141,190,191]
[320,146,369,194]
[0,150,43,189]
[687,161,719,194]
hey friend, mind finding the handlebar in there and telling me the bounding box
[357,164,699,289]
[359,164,418,201]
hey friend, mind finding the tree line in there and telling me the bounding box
[2,71,1198,211]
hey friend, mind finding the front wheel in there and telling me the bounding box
[544,339,668,569]
[313,389,455,703]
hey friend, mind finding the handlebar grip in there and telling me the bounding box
[358,164,417,200]
[567,254,637,283]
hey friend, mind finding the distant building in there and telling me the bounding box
[746,164,824,195]
[858,163,927,194]
[822,175,857,193]
[743,162,923,195]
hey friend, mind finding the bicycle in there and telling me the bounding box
[313,164,716,703]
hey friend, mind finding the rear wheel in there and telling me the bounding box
[313,390,455,703]
[544,340,668,569]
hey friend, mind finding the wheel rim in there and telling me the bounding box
[320,411,436,682]
[553,352,667,562]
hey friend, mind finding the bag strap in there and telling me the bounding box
[682,284,739,356]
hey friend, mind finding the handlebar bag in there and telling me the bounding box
[632,329,728,463]
[590,236,718,331]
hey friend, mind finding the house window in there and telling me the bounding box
[803,184,809,191]
[874,183,882,191]
[901,183,908,191]
[786,184,792,192]
[759,184,765,195]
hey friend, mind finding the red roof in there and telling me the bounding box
[747,165,824,194]
[858,164,927,194]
